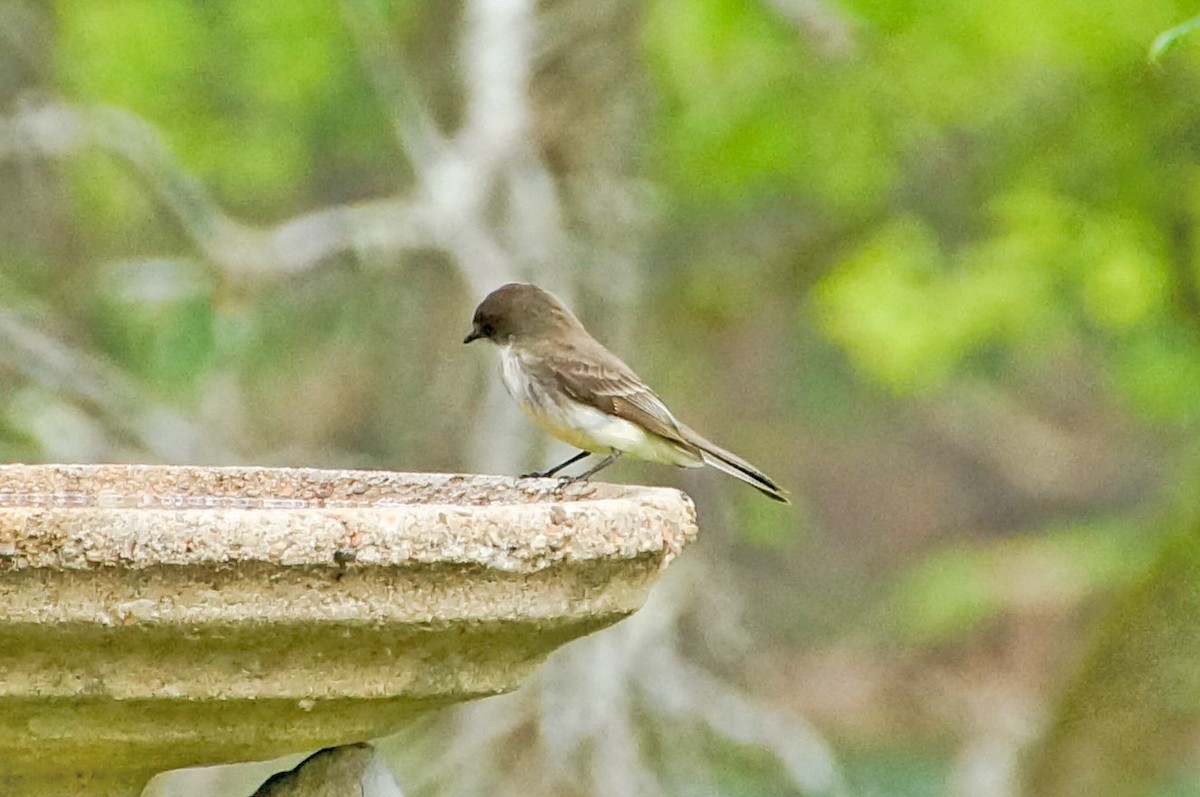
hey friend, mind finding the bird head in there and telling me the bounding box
[463,283,577,345]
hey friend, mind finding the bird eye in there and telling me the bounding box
[482,323,495,337]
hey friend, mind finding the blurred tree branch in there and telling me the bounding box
[387,557,848,797]
[340,3,448,172]
[762,0,858,58]
[0,0,575,474]
[0,102,448,283]
[0,309,238,462]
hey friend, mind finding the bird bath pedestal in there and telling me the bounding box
[0,464,697,795]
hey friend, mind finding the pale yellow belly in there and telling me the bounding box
[517,394,701,466]
[519,402,614,454]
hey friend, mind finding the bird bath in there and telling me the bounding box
[0,464,697,795]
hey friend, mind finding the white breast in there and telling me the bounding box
[498,345,535,406]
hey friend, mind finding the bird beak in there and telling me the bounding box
[463,329,482,344]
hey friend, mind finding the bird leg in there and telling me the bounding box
[560,452,621,484]
[522,450,590,479]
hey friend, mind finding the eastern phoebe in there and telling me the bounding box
[464,283,788,502]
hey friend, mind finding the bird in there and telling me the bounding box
[463,282,788,502]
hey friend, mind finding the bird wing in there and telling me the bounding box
[542,344,697,451]
[533,340,789,502]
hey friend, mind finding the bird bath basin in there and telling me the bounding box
[0,464,697,795]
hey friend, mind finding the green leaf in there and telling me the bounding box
[1150,15,1200,64]
[882,522,1148,646]
[90,259,216,393]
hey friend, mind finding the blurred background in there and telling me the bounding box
[3,1,1200,795]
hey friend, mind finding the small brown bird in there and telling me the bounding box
[464,283,787,502]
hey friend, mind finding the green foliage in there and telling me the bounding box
[57,0,398,217]
[649,718,835,797]
[728,484,801,547]
[0,254,58,308]
[1112,330,1200,422]
[813,189,1179,401]
[643,20,1200,793]
[0,404,40,462]
[648,0,1200,430]
[812,217,974,392]
[89,259,216,394]
[1151,15,1200,63]
[843,749,950,797]
[883,520,1152,645]
[1025,504,1200,796]
[644,0,894,208]
[66,151,179,251]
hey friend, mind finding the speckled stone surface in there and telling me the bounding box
[0,464,697,796]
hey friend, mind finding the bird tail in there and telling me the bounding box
[680,425,789,503]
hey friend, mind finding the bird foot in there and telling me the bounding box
[552,475,582,493]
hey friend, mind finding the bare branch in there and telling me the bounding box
[642,641,848,797]
[762,0,858,58]
[339,0,448,172]
[0,101,443,279]
[251,197,439,276]
[458,0,535,169]
[0,309,238,462]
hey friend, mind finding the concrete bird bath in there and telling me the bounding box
[0,464,697,795]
